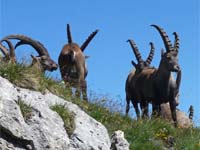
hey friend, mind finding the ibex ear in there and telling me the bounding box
[31,54,36,60]
[41,55,48,60]
[131,60,137,67]
[85,55,90,59]
[31,54,40,63]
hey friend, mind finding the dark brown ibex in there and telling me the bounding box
[1,35,58,72]
[59,24,98,101]
[125,39,155,118]
[129,25,181,126]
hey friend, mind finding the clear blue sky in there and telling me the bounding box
[1,0,199,125]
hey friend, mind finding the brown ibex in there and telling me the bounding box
[59,24,98,101]
[129,25,181,126]
[1,35,58,72]
[125,39,155,118]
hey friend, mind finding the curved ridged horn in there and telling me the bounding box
[173,32,179,52]
[67,24,73,44]
[145,42,155,65]
[1,39,15,58]
[127,39,143,63]
[2,34,49,57]
[0,43,9,57]
[151,25,172,52]
[80,29,99,52]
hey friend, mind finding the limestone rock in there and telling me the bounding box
[160,103,193,128]
[110,130,129,150]
[0,76,111,150]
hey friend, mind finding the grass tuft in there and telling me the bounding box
[16,98,33,121]
[50,104,75,136]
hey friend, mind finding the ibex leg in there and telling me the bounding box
[75,87,81,99]
[169,100,177,127]
[65,82,73,97]
[152,102,161,118]
[140,100,149,119]
[82,80,88,101]
[132,100,140,119]
[125,96,130,116]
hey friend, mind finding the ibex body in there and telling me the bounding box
[128,25,181,126]
[1,34,58,72]
[125,39,155,118]
[59,24,98,101]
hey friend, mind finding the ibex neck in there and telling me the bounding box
[156,62,171,94]
[156,61,171,85]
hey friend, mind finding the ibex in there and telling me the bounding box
[1,35,58,72]
[125,39,155,118]
[129,25,181,126]
[59,24,98,101]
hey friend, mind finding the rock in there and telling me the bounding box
[0,76,111,150]
[110,130,129,150]
[160,103,193,128]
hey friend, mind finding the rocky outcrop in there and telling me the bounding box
[160,103,193,128]
[110,130,129,150]
[0,77,111,150]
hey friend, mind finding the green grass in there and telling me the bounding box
[75,100,200,149]
[0,62,200,149]
[50,104,75,136]
[16,98,33,121]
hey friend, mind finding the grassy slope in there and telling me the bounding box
[0,62,200,150]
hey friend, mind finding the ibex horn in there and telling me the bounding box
[1,39,15,59]
[145,42,155,65]
[173,32,179,52]
[80,29,99,52]
[0,43,9,57]
[67,24,73,44]
[127,39,143,63]
[2,34,50,57]
[151,24,172,52]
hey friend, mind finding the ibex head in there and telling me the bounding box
[151,25,180,72]
[2,35,58,72]
[127,39,155,71]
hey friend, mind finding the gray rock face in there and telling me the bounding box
[0,77,111,150]
[110,130,129,150]
[160,103,193,128]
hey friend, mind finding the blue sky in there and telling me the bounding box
[0,0,199,125]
